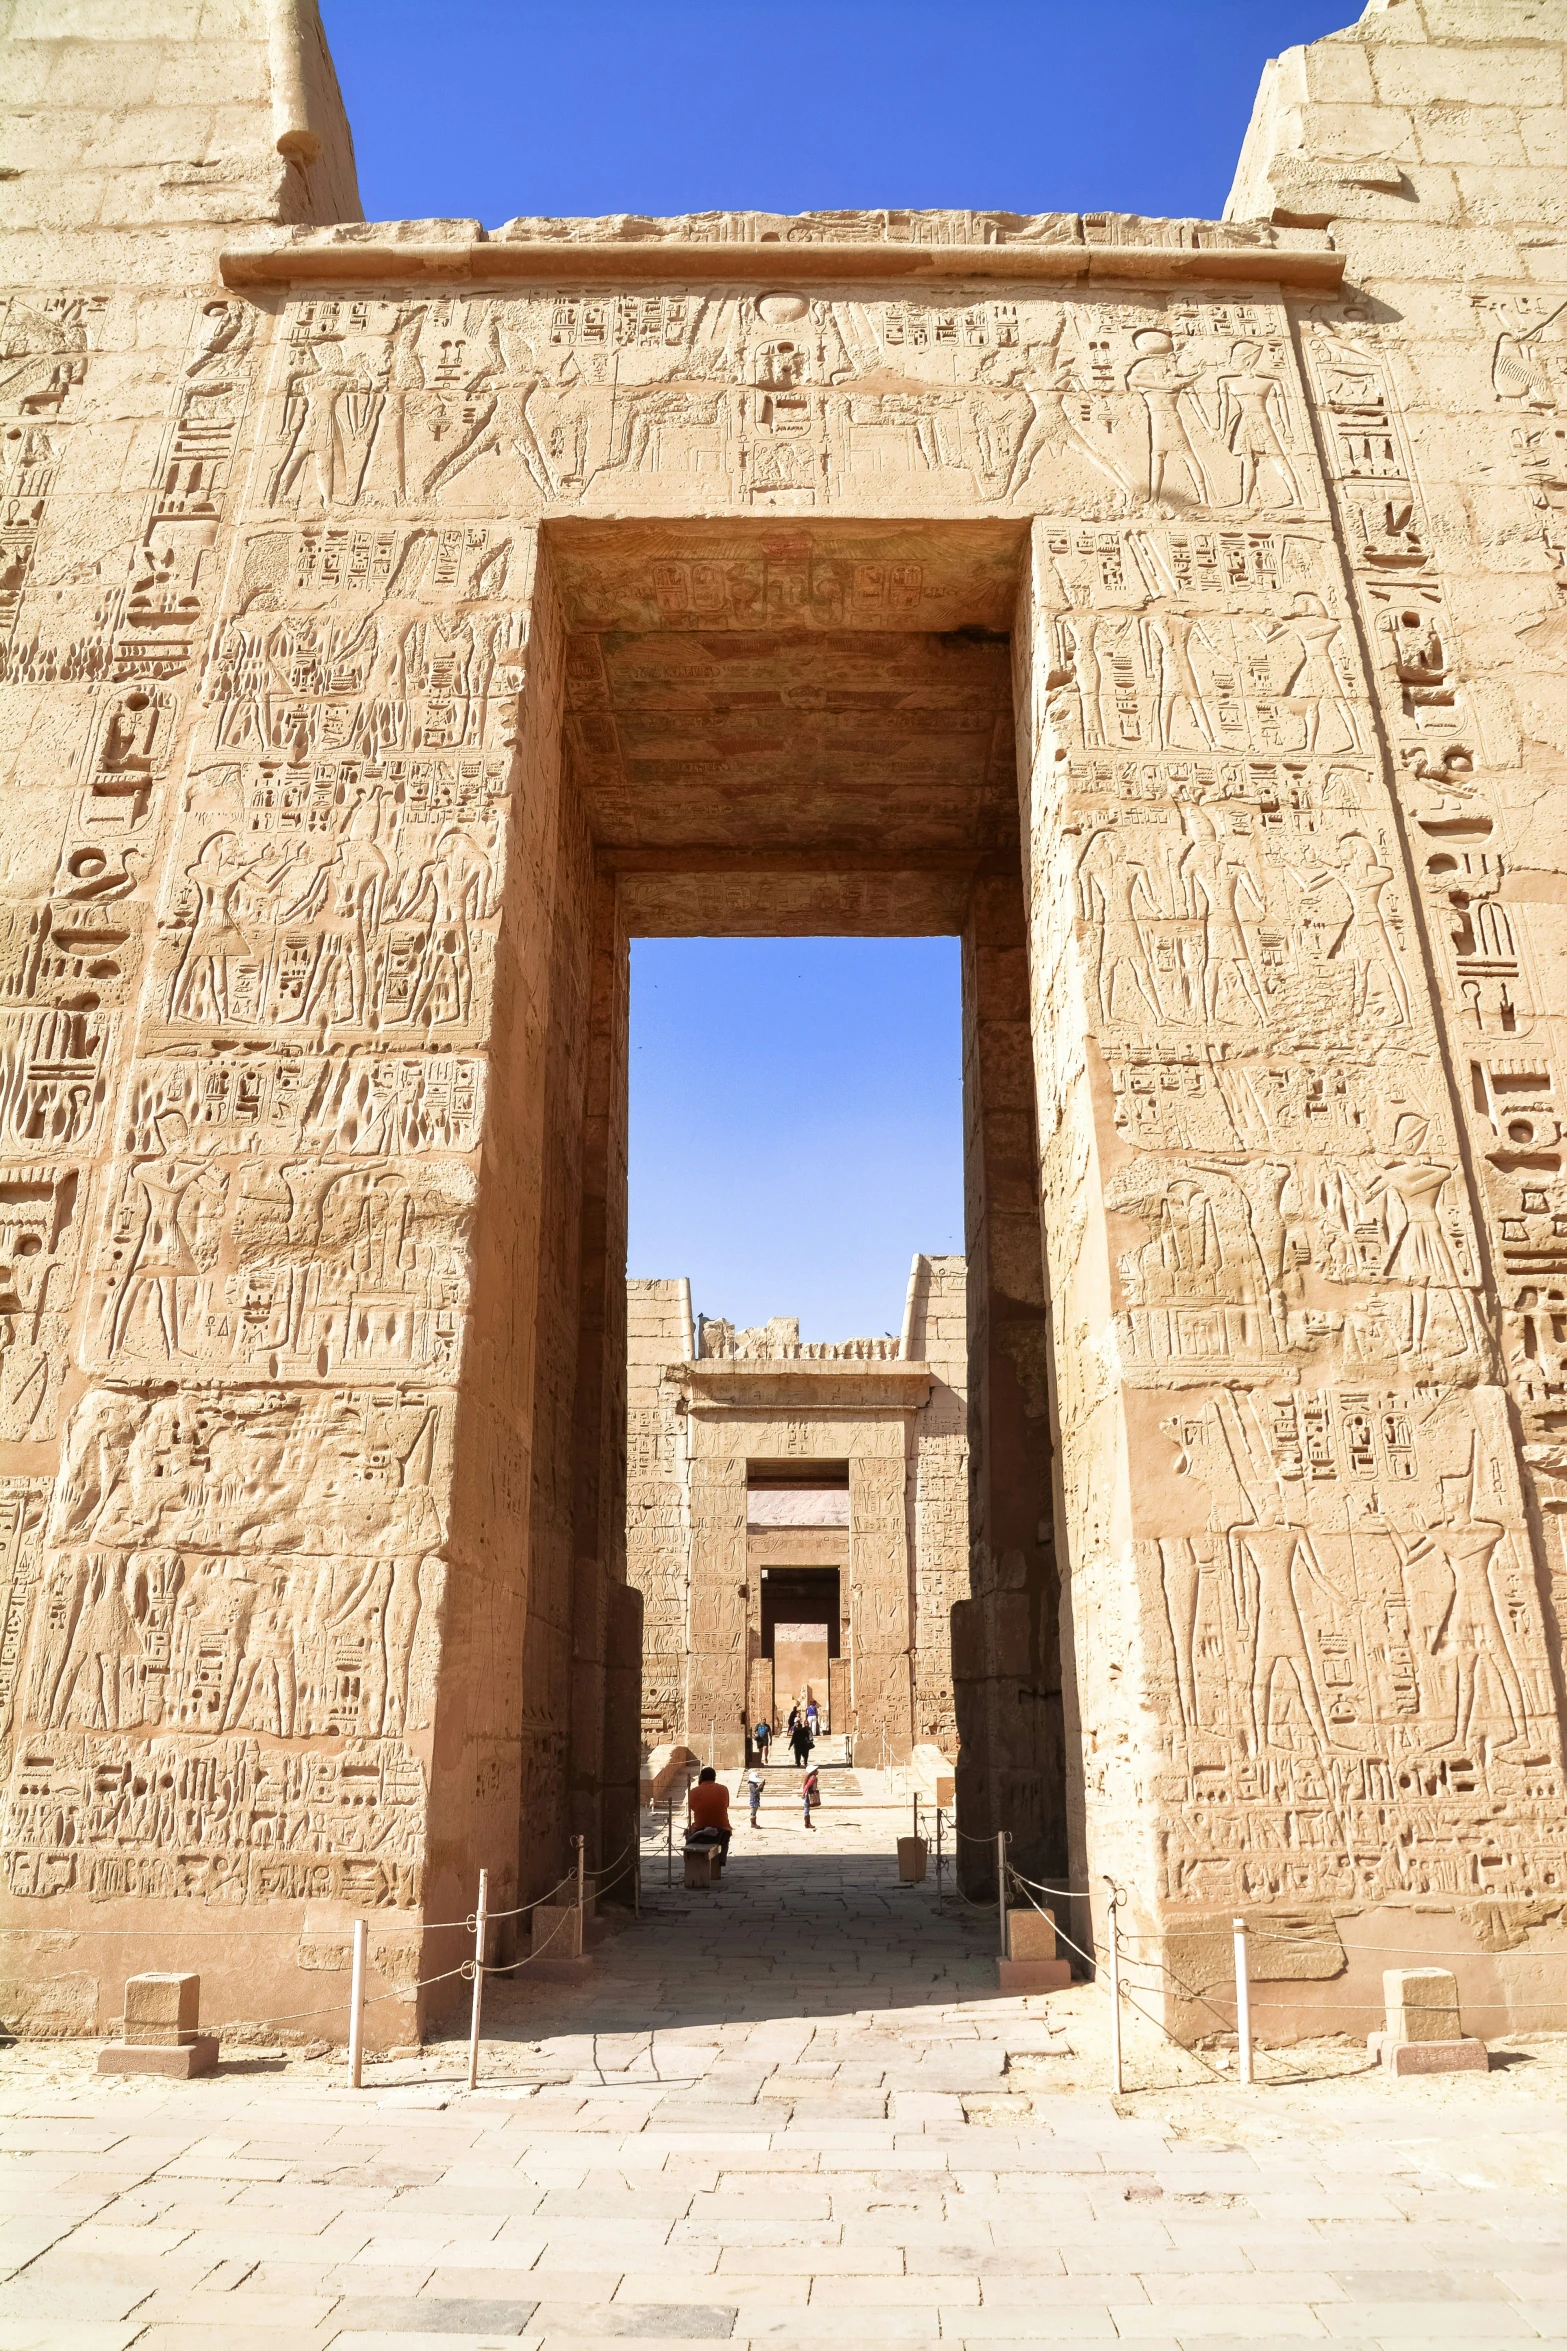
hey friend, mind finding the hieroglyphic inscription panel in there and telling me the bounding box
[1018,277,1567,1924]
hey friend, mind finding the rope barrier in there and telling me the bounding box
[1004,1863,1321,2087]
[222,1961,473,2037]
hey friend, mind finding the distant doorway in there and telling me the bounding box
[762,1564,841,1732]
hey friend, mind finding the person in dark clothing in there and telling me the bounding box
[790,1719,813,1767]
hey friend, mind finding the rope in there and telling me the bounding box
[476,1868,578,1924]
[219,1962,472,2036]
[1005,1865,1317,2087]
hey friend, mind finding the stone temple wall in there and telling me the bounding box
[4,0,1567,2043]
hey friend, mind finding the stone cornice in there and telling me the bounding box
[219,230,1343,293]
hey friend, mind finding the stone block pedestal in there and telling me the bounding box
[98,1974,217,2077]
[526,1902,593,1977]
[1369,1970,1491,2076]
[998,1907,1072,1991]
[99,2036,218,2079]
[1370,2032,1489,2076]
[998,1957,1072,1992]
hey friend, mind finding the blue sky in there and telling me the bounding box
[321,1,1357,1340]
[628,940,964,1339]
[324,3,1356,228]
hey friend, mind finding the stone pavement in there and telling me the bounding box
[5,1769,1567,2350]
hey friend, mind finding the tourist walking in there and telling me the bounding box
[790,1716,813,1767]
[747,1766,764,1827]
[806,1698,819,1735]
[753,1716,771,1765]
[801,1765,819,1827]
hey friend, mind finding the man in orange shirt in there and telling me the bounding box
[687,1766,732,1861]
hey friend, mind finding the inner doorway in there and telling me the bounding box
[761,1565,841,1733]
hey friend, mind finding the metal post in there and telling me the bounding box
[466,1867,488,2093]
[996,1829,1008,1960]
[666,1796,673,1888]
[575,1833,585,1915]
[913,1791,919,1843]
[348,1916,366,2090]
[1233,1916,1252,2086]
[935,1805,943,1912]
[1105,1878,1122,2096]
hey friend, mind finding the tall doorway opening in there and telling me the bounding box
[489,517,1067,1913]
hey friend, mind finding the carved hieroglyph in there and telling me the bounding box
[5,0,1567,2040]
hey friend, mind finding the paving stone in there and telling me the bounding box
[532,2308,734,2338]
[334,2300,539,2335]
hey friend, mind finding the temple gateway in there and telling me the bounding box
[4,0,1567,2045]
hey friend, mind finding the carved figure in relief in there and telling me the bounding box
[169,833,264,1025]
[1175,800,1268,1022]
[102,1114,225,1359]
[984,328,1136,508]
[1363,1118,1479,1355]
[1143,608,1219,750]
[1230,1491,1337,1758]
[0,298,89,416]
[1287,829,1410,1024]
[1216,342,1300,508]
[1076,824,1162,1022]
[1490,298,1567,410]
[1126,328,1213,507]
[422,350,558,504]
[1258,595,1362,754]
[1060,608,1119,748]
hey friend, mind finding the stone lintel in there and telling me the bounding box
[682,1360,934,1413]
[218,238,1346,291]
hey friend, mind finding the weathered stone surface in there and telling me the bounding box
[121,1969,199,2046]
[5,0,1567,2045]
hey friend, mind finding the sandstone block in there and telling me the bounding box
[530,1904,584,1959]
[1370,2033,1490,2077]
[98,2036,218,2078]
[997,1958,1072,1993]
[1383,1966,1462,2043]
[1006,1909,1057,1962]
[99,1971,215,2077]
[123,1972,200,2047]
[896,1837,928,1884]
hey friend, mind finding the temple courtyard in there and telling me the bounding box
[3,1772,1567,2350]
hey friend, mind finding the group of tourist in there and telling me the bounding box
[684,1699,823,1863]
[751,1700,818,1767]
